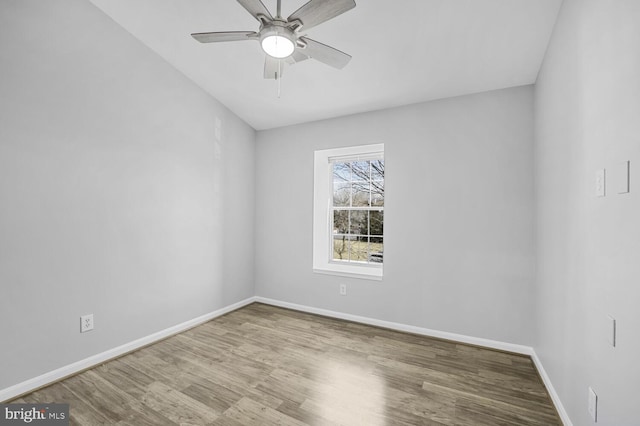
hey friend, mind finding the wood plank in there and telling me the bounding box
[221,397,305,426]
[139,381,219,424]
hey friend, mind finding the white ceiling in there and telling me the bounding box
[89,0,562,130]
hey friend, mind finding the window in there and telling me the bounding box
[313,144,384,280]
[331,157,384,263]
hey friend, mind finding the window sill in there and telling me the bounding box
[313,266,383,281]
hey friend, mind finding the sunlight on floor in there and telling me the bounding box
[309,359,387,425]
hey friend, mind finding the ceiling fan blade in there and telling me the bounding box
[264,56,285,79]
[191,31,258,43]
[287,0,356,31]
[298,37,351,69]
[237,0,273,22]
[286,50,311,65]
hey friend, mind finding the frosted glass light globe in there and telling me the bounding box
[261,35,295,59]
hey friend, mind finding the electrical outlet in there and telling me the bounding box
[588,387,598,422]
[80,314,94,333]
[339,284,347,296]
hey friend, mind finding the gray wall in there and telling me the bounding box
[255,86,535,346]
[534,1,640,424]
[0,0,255,390]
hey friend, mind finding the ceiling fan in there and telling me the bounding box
[191,0,356,79]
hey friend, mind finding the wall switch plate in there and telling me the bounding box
[607,315,616,347]
[339,284,347,296]
[80,314,94,333]
[588,387,598,422]
[616,161,630,194]
[595,169,606,197]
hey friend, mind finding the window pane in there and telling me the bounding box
[372,193,384,207]
[371,159,384,207]
[333,210,349,234]
[333,162,351,207]
[349,236,369,261]
[333,236,350,261]
[349,210,367,235]
[351,161,370,182]
[371,181,384,207]
[371,160,384,181]
[333,162,351,181]
[368,237,383,264]
[333,182,350,207]
[370,210,383,235]
[351,182,370,207]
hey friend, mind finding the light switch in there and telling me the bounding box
[616,161,630,194]
[607,315,616,347]
[595,169,606,197]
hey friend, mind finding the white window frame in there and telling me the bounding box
[313,143,384,280]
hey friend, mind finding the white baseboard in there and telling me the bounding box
[255,297,573,426]
[531,350,573,426]
[0,297,257,403]
[255,297,532,354]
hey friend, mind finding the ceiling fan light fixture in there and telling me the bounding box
[190,0,356,77]
[260,29,295,59]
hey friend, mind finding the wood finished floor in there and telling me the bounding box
[12,303,561,425]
